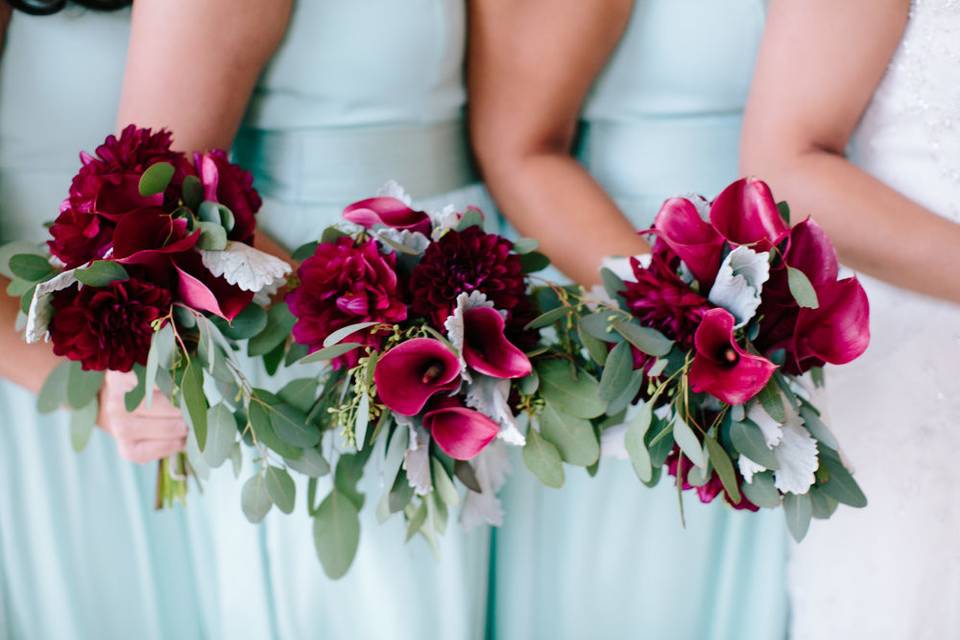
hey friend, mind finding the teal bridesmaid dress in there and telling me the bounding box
[188,2,493,639]
[491,2,790,639]
[0,9,215,640]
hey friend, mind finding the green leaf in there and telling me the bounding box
[511,237,539,254]
[334,452,368,511]
[144,324,176,409]
[519,251,550,274]
[454,460,482,493]
[730,419,779,469]
[810,366,825,388]
[37,361,70,414]
[196,221,228,251]
[405,501,429,542]
[298,342,361,364]
[75,261,129,287]
[292,241,319,262]
[69,398,98,452]
[578,320,608,365]
[181,361,208,450]
[524,305,571,330]
[0,242,43,279]
[613,320,674,357]
[124,364,147,412]
[673,416,706,469]
[217,304,268,340]
[181,175,204,210]
[776,200,791,225]
[248,302,296,357]
[270,402,320,448]
[241,473,273,523]
[248,400,302,459]
[432,458,460,507]
[783,492,813,541]
[518,370,539,396]
[580,311,620,343]
[522,428,564,488]
[598,340,634,403]
[198,201,235,232]
[624,402,653,482]
[787,266,819,309]
[265,465,296,514]
[313,490,361,579]
[285,341,310,367]
[204,403,238,467]
[704,436,741,503]
[278,378,319,413]
[9,254,53,282]
[799,405,839,450]
[600,267,626,301]
[539,402,600,467]
[7,276,34,297]
[820,456,867,508]
[536,359,606,419]
[138,161,175,197]
[285,448,330,478]
[66,362,104,410]
[323,321,379,348]
[810,487,839,519]
[355,391,370,450]
[757,381,787,424]
[456,208,485,231]
[388,468,415,513]
[741,471,781,508]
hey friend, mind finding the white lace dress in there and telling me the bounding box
[789,2,960,638]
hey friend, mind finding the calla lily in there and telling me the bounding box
[343,197,432,236]
[422,398,500,460]
[783,217,839,287]
[373,338,462,416]
[653,197,725,286]
[792,277,870,371]
[174,252,253,321]
[710,178,789,249]
[689,308,777,405]
[462,306,532,379]
[112,209,199,266]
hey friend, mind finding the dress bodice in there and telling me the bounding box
[575,0,766,224]
[242,0,465,131]
[0,9,130,242]
[849,0,960,221]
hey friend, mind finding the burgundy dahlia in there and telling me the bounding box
[622,247,711,348]
[67,125,191,218]
[287,237,407,367]
[48,278,172,372]
[408,226,525,326]
[194,150,261,244]
[47,208,113,268]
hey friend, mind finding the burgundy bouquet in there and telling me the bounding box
[572,178,869,540]
[274,183,589,578]
[2,126,291,506]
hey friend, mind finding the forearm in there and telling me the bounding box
[483,152,648,286]
[0,278,60,393]
[746,149,960,303]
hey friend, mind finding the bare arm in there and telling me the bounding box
[741,0,960,304]
[469,0,648,286]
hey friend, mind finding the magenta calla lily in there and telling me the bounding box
[374,338,462,416]
[343,197,432,236]
[710,178,789,249]
[784,217,839,287]
[422,399,499,460]
[689,308,777,405]
[462,307,532,379]
[174,253,253,321]
[653,197,725,286]
[792,277,870,371]
[94,175,165,221]
[112,209,199,265]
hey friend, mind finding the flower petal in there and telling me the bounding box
[343,196,432,235]
[653,197,725,286]
[423,404,499,460]
[710,178,789,249]
[794,277,870,368]
[373,338,462,416]
[462,307,532,379]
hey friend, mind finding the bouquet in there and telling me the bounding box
[575,178,870,540]
[1,125,291,506]
[275,184,595,577]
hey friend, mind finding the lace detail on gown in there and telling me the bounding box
[790,3,960,638]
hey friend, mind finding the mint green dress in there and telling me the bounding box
[186,2,493,639]
[491,2,790,639]
[0,9,215,640]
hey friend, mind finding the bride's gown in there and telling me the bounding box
[789,2,960,638]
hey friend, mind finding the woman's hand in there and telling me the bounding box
[98,371,187,464]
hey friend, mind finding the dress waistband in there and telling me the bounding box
[233,120,477,205]
[576,115,743,226]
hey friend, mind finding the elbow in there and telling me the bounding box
[469,112,572,187]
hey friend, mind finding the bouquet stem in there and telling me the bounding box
[154,452,190,510]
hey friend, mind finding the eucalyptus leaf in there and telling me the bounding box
[292,241,319,262]
[196,221,228,251]
[322,321,379,348]
[66,362,104,410]
[75,260,129,287]
[36,361,70,414]
[9,254,53,282]
[511,237,539,254]
[519,251,550,274]
[741,471,781,508]
[578,320,608,365]
[524,306,571,330]
[144,324,176,409]
[519,370,539,396]
[70,398,98,452]
[810,487,839,519]
[757,381,787,424]
[820,456,867,508]
[217,304,268,340]
[730,419,779,469]
[704,436,741,503]
[181,175,204,210]
[249,302,297,357]
[278,378,319,413]
[787,266,819,309]
[265,466,296,514]
[204,403,238,467]
[454,460,482,493]
[783,492,813,541]
[335,452,368,511]
[285,448,330,478]
[598,341,634,403]
[248,400,302,460]
[0,242,43,279]
[405,501,429,542]
[355,392,370,450]
[600,266,627,301]
[139,161,175,197]
[432,458,460,507]
[624,402,653,482]
[536,359,606,419]
[522,428,564,488]
[539,402,600,467]
[607,370,645,416]
[799,405,839,450]
[181,361,208,450]
[579,311,620,343]
[241,473,273,523]
[298,342,362,364]
[613,320,674,357]
[124,364,147,412]
[673,416,706,469]
[388,468,415,513]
